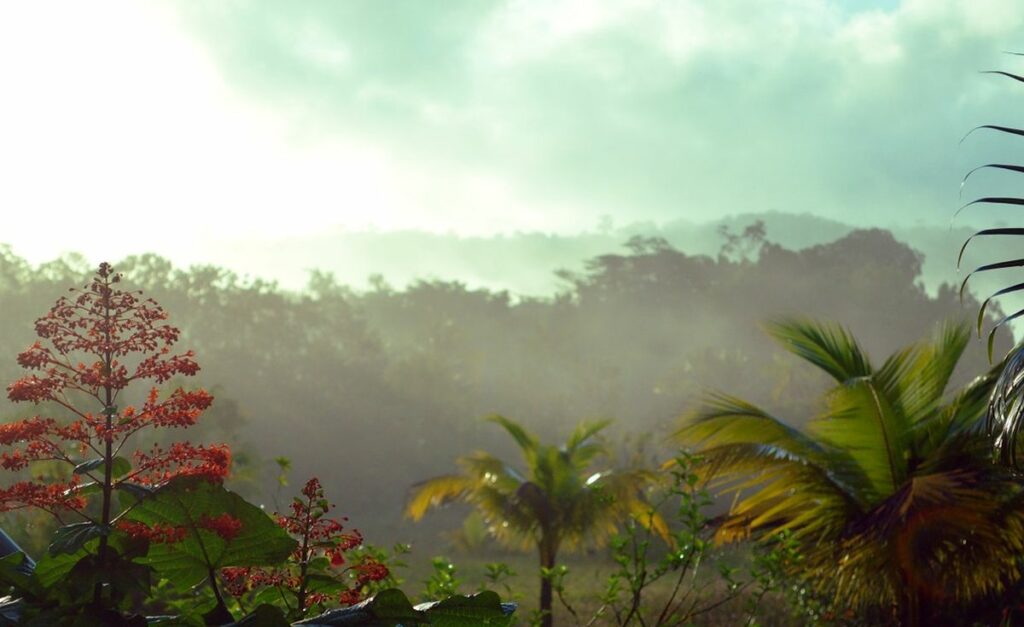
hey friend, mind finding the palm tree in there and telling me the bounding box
[406,415,665,627]
[675,319,1024,626]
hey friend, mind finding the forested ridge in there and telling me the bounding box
[0,226,1009,543]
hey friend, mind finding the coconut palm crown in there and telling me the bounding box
[675,319,1023,622]
[406,415,665,627]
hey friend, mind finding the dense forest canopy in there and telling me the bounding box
[0,226,1009,543]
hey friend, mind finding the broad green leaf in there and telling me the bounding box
[415,591,515,626]
[34,548,87,589]
[293,588,424,625]
[34,532,148,591]
[0,552,44,599]
[234,604,290,627]
[122,477,296,589]
[361,588,424,624]
[48,522,109,557]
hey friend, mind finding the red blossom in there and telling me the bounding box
[0,479,86,514]
[0,417,56,446]
[0,264,230,522]
[220,477,387,612]
[199,513,243,541]
[131,443,232,486]
[116,520,188,544]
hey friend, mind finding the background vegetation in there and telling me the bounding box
[0,225,1007,550]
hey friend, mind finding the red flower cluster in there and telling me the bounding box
[0,478,86,516]
[131,442,231,486]
[199,513,243,541]
[116,513,243,544]
[117,520,188,544]
[0,264,229,520]
[221,477,388,612]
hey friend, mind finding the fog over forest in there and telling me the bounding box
[0,220,1009,546]
[126,212,1023,299]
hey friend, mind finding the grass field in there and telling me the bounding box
[394,547,799,626]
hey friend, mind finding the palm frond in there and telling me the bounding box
[563,419,612,469]
[564,419,613,452]
[811,378,911,500]
[676,393,826,462]
[877,321,970,425]
[405,474,473,521]
[459,451,526,492]
[562,469,669,549]
[485,414,539,460]
[914,364,998,452]
[765,319,872,383]
[988,344,1024,467]
[958,70,1024,367]
[707,453,859,545]
[839,467,1023,606]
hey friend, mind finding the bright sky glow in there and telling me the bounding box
[1,0,1022,284]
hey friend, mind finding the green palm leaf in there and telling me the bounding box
[811,377,910,499]
[765,319,872,383]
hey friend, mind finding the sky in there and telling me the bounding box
[1,0,1023,283]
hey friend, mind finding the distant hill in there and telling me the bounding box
[206,212,1005,304]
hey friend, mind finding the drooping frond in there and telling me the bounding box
[988,344,1024,467]
[959,72,1024,361]
[559,468,669,550]
[600,468,670,541]
[696,443,859,545]
[765,318,872,383]
[405,474,474,521]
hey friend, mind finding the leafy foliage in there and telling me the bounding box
[676,319,1024,622]
[219,478,388,621]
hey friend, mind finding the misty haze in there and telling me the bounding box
[2,2,1024,626]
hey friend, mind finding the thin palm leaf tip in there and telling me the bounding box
[675,319,1024,614]
[957,62,1024,466]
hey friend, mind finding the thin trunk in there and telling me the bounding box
[902,581,921,627]
[539,536,556,627]
[296,493,314,615]
[94,291,114,606]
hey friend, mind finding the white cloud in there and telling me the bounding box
[3,0,1024,278]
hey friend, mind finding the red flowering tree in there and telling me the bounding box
[221,477,389,619]
[1,263,230,602]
